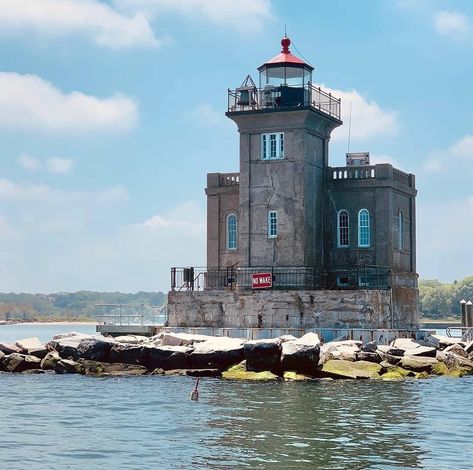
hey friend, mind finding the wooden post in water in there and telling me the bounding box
[461,299,467,327]
[467,301,473,329]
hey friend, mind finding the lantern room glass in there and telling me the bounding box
[259,65,312,88]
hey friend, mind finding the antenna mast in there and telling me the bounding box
[347,102,353,153]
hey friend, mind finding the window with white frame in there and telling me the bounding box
[398,210,404,251]
[262,133,284,160]
[337,210,349,247]
[358,209,370,247]
[226,213,237,250]
[268,210,277,237]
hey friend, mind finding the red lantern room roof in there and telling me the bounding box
[258,36,314,71]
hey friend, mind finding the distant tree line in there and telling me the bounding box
[419,275,473,318]
[0,291,167,321]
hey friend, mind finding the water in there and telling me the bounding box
[1,325,472,469]
[0,323,97,343]
[0,374,472,469]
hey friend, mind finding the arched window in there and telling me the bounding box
[398,210,404,251]
[337,210,349,247]
[358,209,370,247]
[226,214,237,250]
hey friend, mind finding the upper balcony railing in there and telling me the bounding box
[227,83,341,120]
[328,164,415,189]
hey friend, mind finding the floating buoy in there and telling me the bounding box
[190,378,200,401]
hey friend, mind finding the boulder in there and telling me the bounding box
[109,344,150,366]
[279,335,298,342]
[113,335,149,344]
[320,343,358,363]
[189,337,244,370]
[54,359,83,374]
[41,351,61,370]
[222,362,279,381]
[408,346,437,358]
[74,338,113,362]
[326,340,362,348]
[2,353,41,373]
[361,341,378,353]
[321,360,382,379]
[424,334,464,350]
[184,369,222,378]
[444,343,468,358]
[377,345,405,357]
[296,332,321,346]
[400,356,438,373]
[0,350,4,363]
[390,338,422,350]
[48,337,84,359]
[160,333,212,347]
[244,339,282,374]
[0,342,22,355]
[356,351,382,363]
[148,345,192,371]
[77,360,148,376]
[52,332,93,341]
[281,337,320,375]
[283,371,313,381]
[15,337,44,353]
[464,340,473,355]
[380,363,415,380]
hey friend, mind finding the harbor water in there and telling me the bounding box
[0,324,472,469]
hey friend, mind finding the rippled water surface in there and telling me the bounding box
[1,373,472,469]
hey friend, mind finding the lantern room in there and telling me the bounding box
[257,36,313,88]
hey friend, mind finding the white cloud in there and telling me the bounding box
[114,0,273,32]
[423,134,473,172]
[434,10,470,40]
[322,86,398,142]
[0,178,128,204]
[0,0,159,49]
[18,153,41,172]
[0,72,138,133]
[0,214,20,240]
[46,157,74,174]
[370,153,401,168]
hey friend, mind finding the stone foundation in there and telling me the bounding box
[167,288,419,330]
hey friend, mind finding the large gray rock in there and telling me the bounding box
[408,346,437,358]
[148,345,192,371]
[48,336,84,359]
[320,343,359,363]
[400,356,438,373]
[2,353,41,372]
[74,338,113,362]
[15,337,44,352]
[54,359,83,374]
[244,339,282,374]
[109,343,150,366]
[189,337,244,370]
[361,341,378,353]
[0,342,22,355]
[356,351,382,363]
[464,340,473,355]
[41,351,61,370]
[113,335,149,344]
[444,343,468,358]
[321,360,383,379]
[424,334,464,350]
[160,333,213,347]
[281,335,320,375]
[390,338,423,350]
[77,360,148,376]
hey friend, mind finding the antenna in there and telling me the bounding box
[284,24,287,37]
[347,102,353,153]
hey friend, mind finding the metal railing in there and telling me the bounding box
[94,303,168,326]
[227,83,341,120]
[170,265,391,292]
[331,166,376,180]
[446,327,473,341]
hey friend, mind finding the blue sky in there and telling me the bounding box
[0,0,472,293]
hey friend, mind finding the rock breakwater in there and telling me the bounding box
[1,331,473,380]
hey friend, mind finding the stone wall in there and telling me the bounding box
[167,288,419,330]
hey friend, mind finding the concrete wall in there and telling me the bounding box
[167,288,419,330]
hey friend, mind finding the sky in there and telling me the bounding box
[0,0,472,293]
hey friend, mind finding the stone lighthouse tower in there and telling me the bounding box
[225,36,342,281]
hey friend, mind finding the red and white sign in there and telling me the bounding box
[252,272,272,289]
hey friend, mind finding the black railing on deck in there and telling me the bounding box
[227,83,341,120]
[170,265,390,292]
